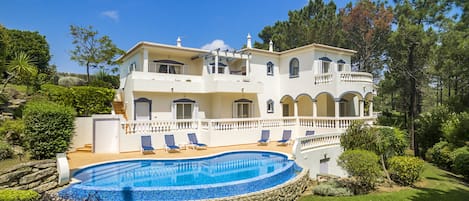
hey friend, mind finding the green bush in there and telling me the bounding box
[71,86,114,116]
[453,153,469,179]
[23,100,75,160]
[338,149,381,193]
[388,156,425,186]
[426,141,452,169]
[450,146,469,167]
[312,180,353,196]
[40,84,114,117]
[0,189,40,201]
[443,112,469,147]
[415,105,452,158]
[0,119,25,146]
[0,140,13,160]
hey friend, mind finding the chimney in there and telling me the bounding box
[176,36,182,47]
[269,40,273,52]
[246,33,252,48]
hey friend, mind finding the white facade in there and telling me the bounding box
[117,38,375,127]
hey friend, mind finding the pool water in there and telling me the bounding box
[59,151,301,201]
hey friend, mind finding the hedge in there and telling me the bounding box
[23,100,75,160]
[0,140,13,160]
[388,156,425,186]
[453,153,469,179]
[0,189,40,201]
[338,149,381,194]
[40,84,114,117]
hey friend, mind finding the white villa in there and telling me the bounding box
[72,34,376,178]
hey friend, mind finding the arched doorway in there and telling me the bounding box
[296,94,314,116]
[280,95,295,117]
[339,92,363,117]
[315,92,335,117]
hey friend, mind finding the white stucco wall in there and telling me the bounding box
[71,117,93,151]
[295,145,348,178]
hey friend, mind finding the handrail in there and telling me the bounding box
[292,133,342,158]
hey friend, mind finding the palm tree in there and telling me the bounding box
[0,52,37,94]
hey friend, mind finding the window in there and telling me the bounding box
[267,99,274,113]
[233,99,252,118]
[129,62,137,72]
[134,98,152,120]
[210,62,227,74]
[176,103,193,119]
[322,62,330,73]
[152,60,184,74]
[289,58,299,78]
[267,62,274,76]
[337,59,346,72]
[173,98,195,119]
[319,57,332,73]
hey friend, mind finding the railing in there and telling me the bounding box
[122,116,376,135]
[314,73,333,84]
[293,133,342,153]
[130,71,203,82]
[339,72,373,83]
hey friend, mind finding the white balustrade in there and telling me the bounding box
[314,73,333,84]
[339,72,373,83]
[122,117,376,135]
[294,133,342,152]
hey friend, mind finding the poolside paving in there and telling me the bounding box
[67,142,293,170]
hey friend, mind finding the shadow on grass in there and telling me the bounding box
[410,186,469,201]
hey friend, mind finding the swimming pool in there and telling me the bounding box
[59,151,301,201]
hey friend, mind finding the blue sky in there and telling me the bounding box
[0,0,351,74]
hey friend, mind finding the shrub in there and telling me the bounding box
[0,140,13,160]
[23,100,75,160]
[0,119,25,146]
[426,141,452,169]
[442,112,469,147]
[415,105,452,158]
[312,180,353,196]
[450,146,469,167]
[71,86,114,116]
[338,149,381,193]
[40,84,114,117]
[388,156,425,186]
[0,189,40,201]
[453,153,469,179]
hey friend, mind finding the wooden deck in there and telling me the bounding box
[67,142,293,171]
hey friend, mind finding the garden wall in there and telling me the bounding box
[0,160,59,194]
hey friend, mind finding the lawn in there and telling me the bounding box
[300,163,469,201]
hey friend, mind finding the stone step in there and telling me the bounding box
[84,144,92,148]
[76,147,92,152]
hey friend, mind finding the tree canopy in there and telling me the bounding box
[6,29,50,74]
[70,25,124,82]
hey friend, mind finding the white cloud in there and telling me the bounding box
[201,39,232,51]
[101,10,119,22]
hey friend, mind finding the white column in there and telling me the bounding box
[143,48,149,72]
[360,100,364,117]
[312,99,317,118]
[214,54,219,74]
[294,101,298,117]
[245,54,250,77]
[334,98,341,129]
[247,33,252,48]
[369,101,374,117]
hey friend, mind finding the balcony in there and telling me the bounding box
[314,72,373,85]
[127,71,263,93]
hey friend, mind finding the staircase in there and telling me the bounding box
[112,101,128,120]
[76,144,93,152]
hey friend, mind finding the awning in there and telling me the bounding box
[319,57,332,62]
[173,98,196,103]
[209,62,227,67]
[153,59,184,65]
[234,98,253,103]
[337,59,346,64]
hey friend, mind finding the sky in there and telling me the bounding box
[0,0,352,74]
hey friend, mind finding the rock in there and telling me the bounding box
[35,162,56,169]
[33,181,57,193]
[12,185,28,190]
[1,160,53,174]
[0,169,31,184]
[9,99,26,105]
[44,175,58,183]
[19,167,56,185]
[27,180,42,189]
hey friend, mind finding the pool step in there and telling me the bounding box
[76,144,93,152]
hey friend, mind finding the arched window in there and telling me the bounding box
[267,99,274,113]
[267,61,274,76]
[289,58,299,78]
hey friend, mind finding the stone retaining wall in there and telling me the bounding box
[0,159,59,194]
[209,169,312,201]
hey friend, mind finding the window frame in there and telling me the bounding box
[289,58,299,78]
[267,99,274,113]
[267,61,274,76]
[233,98,253,118]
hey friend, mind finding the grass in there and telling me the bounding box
[300,163,469,201]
